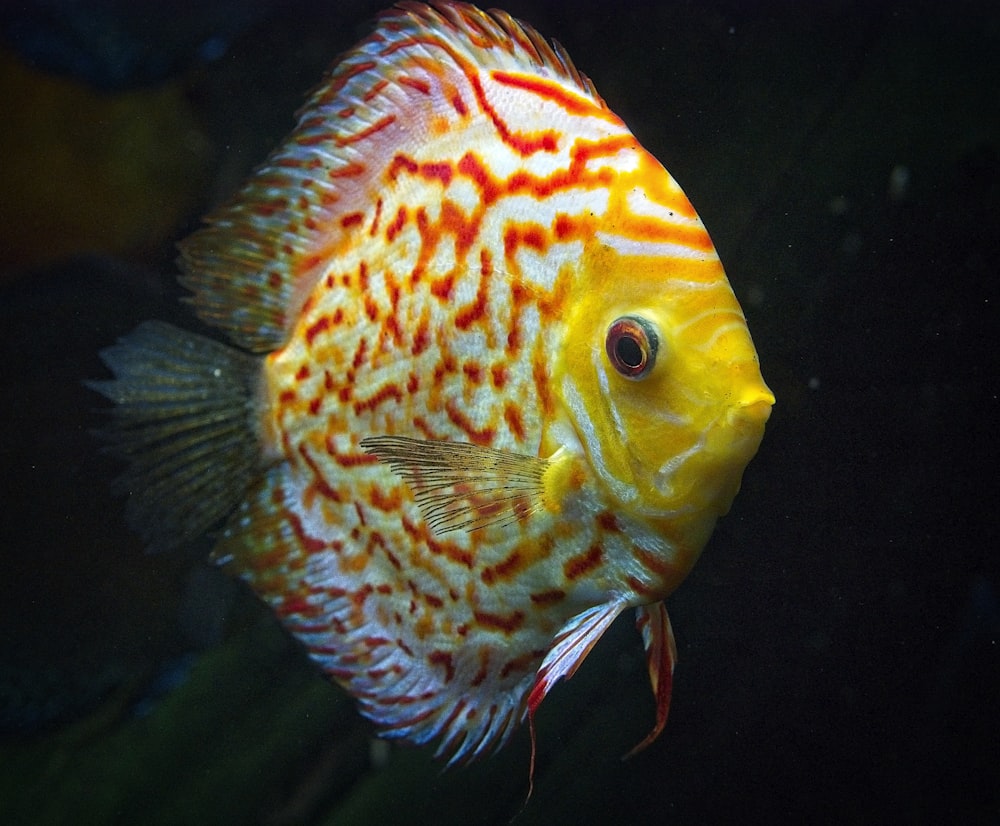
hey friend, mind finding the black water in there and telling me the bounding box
[1,1,997,823]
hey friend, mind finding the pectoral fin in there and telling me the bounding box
[361,435,547,535]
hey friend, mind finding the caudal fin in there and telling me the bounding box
[87,321,261,552]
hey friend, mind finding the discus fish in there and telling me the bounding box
[90,0,773,779]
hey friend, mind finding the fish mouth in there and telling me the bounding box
[727,386,775,430]
[646,385,773,513]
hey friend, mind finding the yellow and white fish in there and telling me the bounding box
[91,1,773,776]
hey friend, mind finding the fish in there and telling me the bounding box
[89,0,774,782]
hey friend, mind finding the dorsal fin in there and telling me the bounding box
[177,1,606,353]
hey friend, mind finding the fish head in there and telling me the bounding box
[555,153,773,532]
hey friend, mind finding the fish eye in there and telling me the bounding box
[605,316,658,379]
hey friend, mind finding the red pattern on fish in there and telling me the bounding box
[91,1,774,780]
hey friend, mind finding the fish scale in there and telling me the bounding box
[90,1,773,781]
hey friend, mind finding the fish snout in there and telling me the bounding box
[724,382,774,439]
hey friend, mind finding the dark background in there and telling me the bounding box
[1,1,997,823]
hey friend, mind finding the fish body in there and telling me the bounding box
[92,2,773,769]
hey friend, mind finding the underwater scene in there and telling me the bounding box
[1,1,997,823]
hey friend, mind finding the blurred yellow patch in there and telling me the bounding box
[0,47,210,273]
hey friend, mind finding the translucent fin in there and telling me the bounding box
[88,321,261,552]
[625,601,677,758]
[527,600,627,716]
[525,599,627,795]
[361,436,547,535]
[401,1,602,101]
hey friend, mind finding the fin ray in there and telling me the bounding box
[625,601,677,758]
[88,321,260,552]
[361,435,547,535]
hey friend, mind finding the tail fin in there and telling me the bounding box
[87,321,261,552]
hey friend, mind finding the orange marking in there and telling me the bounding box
[388,153,419,181]
[386,205,407,241]
[325,439,378,467]
[634,546,676,580]
[529,589,566,606]
[420,161,453,186]
[363,78,389,103]
[341,211,364,228]
[462,362,483,384]
[474,609,525,634]
[328,160,367,179]
[503,223,549,266]
[470,651,489,687]
[306,316,330,347]
[626,575,657,599]
[454,268,489,329]
[402,514,474,569]
[500,649,545,679]
[276,595,320,618]
[411,317,431,355]
[468,71,558,156]
[369,485,402,512]
[353,383,403,415]
[254,197,288,217]
[439,200,479,258]
[481,549,525,585]
[429,650,455,683]
[298,444,342,506]
[597,511,620,532]
[491,71,600,116]
[297,253,325,277]
[317,59,377,105]
[457,152,501,204]
[398,75,431,95]
[618,213,715,252]
[445,398,494,446]
[563,544,603,581]
[532,351,554,417]
[286,509,326,555]
[503,403,525,441]
[336,114,396,147]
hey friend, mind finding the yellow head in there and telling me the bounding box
[553,149,773,547]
